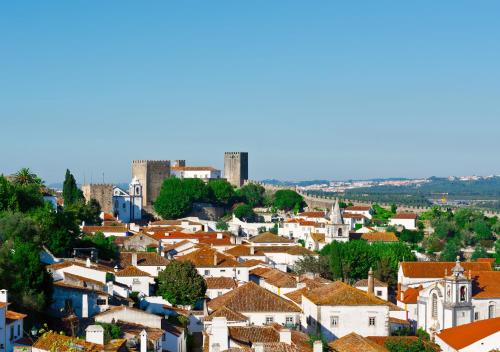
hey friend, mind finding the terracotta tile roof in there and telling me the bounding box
[82,225,128,233]
[342,213,367,219]
[205,277,238,289]
[6,310,27,323]
[115,266,152,277]
[285,219,317,226]
[205,306,248,322]
[392,212,417,219]
[0,302,6,309]
[303,281,389,306]
[471,270,500,299]
[119,252,170,267]
[397,286,423,304]
[345,206,372,211]
[354,278,388,288]
[47,260,114,273]
[361,232,398,242]
[389,317,411,325]
[477,257,495,264]
[208,281,301,313]
[309,233,325,242]
[400,261,492,278]
[225,244,265,257]
[249,232,294,244]
[103,213,116,221]
[33,332,102,352]
[177,247,243,267]
[298,211,325,218]
[63,272,104,286]
[436,317,500,350]
[284,287,310,305]
[254,246,317,256]
[116,320,165,341]
[328,332,388,352]
[250,267,298,288]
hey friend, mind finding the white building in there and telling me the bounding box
[112,177,142,223]
[205,277,238,299]
[389,212,417,230]
[114,266,156,297]
[435,317,500,352]
[0,290,26,352]
[301,281,390,341]
[171,166,221,180]
[344,205,373,220]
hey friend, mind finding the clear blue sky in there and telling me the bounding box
[1,1,499,184]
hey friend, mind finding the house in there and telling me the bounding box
[49,281,110,318]
[360,232,398,244]
[94,306,186,352]
[328,332,388,352]
[389,212,417,230]
[47,258,113,284]
[304,232,326,251]
[32,326,127,352]
[161,240,197,258]
[247,232,295,247]
[396,285,423,327]
[280,218,321,241]
[148,219,204,232]
[0,290,27,352]
[344,205,373,219]
[114,266,155,297]
[205,277,238,299]
[205,318,320,352]
[296,211,328,223]
[176,246,259,282]
[207,282,302,327]
[118,252,170,277]
[117,232,159,252]
[250,267,299,296]
[435,317,500,352]
[342,213,368,230]
[301,281,390,341]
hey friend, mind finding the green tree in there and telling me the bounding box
[440,240,460,261]
[471,244,488,261]
[495,239,500,263]
[293,255,331,279]
[236,183,265,207]
[13,167,42,186]
[390,203,397,214]
[62,169,83,206]
[233,204,257,222]
[154,177,192,219]
[398,229,424,244]
[385,338,437,352]
[79,231,118,260]
[215,219,228,231]
[157,261,206,306]
[207,179,235,206]
[273,190,304,212]
[67,198,102,226]
[182,178,209,203]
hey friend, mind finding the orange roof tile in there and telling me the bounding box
[361,232,398,242]
[397,286,423,304]
[400,261,492,278]
[328,332,388,352]
[205,307,248,322]
[436,317,500,350]
[298,211,326,218]
[115,266,152,277]
[345,206,372,211]
[392,212,417,219]
[205,277,238,289]
[249,232,294,244]
[177,247,242,268]
[354,278,388,288]
[119,252,170,267]
[303,281,389,306]
[250,267,298,288]
[471,270,500,299]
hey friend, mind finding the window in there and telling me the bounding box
[17,325,20,337]
[460,286,467,302]
[97,299,107,306]
[330,316,339,327]
[376,290,382,296]
[204,270,210,276]
[337,228,343,237]
[489,304,495,319]
[220,269,226,273]
[265,316,274,325]
[122,203,126,209]
[368,317,376,326]
[474,312,479,320]
[10,326,14,341]
[285,316,294,325]
[432,293,438,319]
[217,291,223,296]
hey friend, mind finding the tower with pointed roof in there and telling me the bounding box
[325,199,350,243]
[442,257,473,329]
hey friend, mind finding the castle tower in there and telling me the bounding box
[82,183,114,214]
[224,152,248,187]
[442,257,473,329]
[131,160,170,209]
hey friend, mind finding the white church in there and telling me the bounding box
[112,177,143,223]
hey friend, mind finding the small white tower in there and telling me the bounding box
[443,256,473,329]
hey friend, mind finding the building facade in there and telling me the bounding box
[112,177,143,223]
[131,160,171,210]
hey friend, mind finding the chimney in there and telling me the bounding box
[85,325,104,345]
[0,289,8,303]
[254,343,264,352]
[106,281,114,295]
[217,232,223,239]
[250,246,255,255]
[214,253,218,266]
[140,330,147,352]
[86,257,91,268]
[279,329,291,344]
[203,298,209,316]
[313,340,323,352]
[132,253,138,267]
[367,267,374,295]
[114,265,119,272]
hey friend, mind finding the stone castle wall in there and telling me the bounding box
[132,160,170,209]
[224,152,248,187]
[82,183,114,214]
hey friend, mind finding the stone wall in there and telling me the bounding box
[132,160,170,210]
[82,183,114,214]
[224,152,248,187]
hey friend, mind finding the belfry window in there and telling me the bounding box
[432,293,438,319]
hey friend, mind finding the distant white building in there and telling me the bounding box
[171,166,221,180]
[389,212,417,230]
[112,177,142,223]
[344,205,373,220]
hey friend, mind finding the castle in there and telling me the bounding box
[224,152,248,187]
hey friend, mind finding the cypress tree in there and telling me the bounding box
[62,169,82,206]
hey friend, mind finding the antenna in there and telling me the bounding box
[102,172,105,183]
